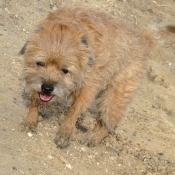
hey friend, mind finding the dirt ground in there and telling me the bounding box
[0,0,175,174]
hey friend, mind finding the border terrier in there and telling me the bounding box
[20,7,153,148]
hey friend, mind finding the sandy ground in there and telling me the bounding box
[0,0,175,174]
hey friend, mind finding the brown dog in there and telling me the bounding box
[20,7,153,148]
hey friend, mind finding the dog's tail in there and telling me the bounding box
[142,25,175,48]
[163,25,175,34]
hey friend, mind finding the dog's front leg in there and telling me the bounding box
[55,86,97,148]
[20,94,40,132]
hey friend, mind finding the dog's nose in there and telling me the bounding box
[41,84,54,94]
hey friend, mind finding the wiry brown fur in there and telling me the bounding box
[20,7,153,148]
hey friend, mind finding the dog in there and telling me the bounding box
[19,6,153,148]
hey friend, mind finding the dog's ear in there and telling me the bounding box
[81,37,94,66]
[87,57,94,66]
[81,37,88,47]
[19,41,29,55]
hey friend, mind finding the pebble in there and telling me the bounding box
[81,147,87,152]
[27,132,33,137]
[48,155,54,159]
[65,163,72,170]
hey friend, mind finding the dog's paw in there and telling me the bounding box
[54,125,74,148]
[87,138,99,147]
[80,137,99,147]
[18,120,37,133]
[79,132,101,147]
[77,132,96,147]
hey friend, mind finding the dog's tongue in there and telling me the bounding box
[39,93,53,102]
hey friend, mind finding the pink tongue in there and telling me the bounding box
[39,93,53,102]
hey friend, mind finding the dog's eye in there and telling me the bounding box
[61,68,69,74]
[36,61,45,67]
[81,37,88,47]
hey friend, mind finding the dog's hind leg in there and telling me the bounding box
[87,120,109,147]
[88,78,140,146]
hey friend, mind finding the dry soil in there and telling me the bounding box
[0,0,175,175]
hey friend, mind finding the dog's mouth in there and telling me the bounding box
[39,93,53,102]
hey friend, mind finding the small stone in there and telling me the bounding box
[88,155,93,159]
[48,155,54,159]
[65,163,72,169]
[27,132,33,137]
[110,156,115,160]
[81,147,87,152]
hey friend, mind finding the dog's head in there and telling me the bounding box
[20,21,93,102]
